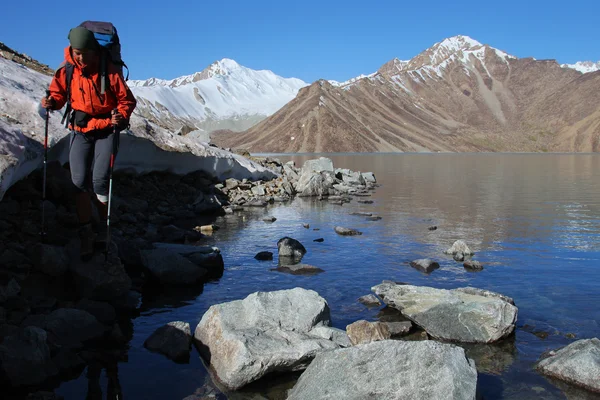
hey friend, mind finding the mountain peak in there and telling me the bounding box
[205,58,242,77]
[436,35,483,52]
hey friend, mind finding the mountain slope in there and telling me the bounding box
[213,36,600,153]
[129,59,308,134]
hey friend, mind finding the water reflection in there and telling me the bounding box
[54,154,600,400]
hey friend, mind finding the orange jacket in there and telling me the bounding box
[49,46,137,133]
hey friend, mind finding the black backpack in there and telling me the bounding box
[60,21,130,128]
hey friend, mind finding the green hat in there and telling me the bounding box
[68,26,99,50]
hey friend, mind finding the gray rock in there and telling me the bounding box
[464,260,484,271]
[358,294,381,306]
[385,321,413,337]
[31,244,69,277]
[346,320,391,345]
[366,216,382,221]
[357,200,374,204]
[273,264,324,275]
[194,288,340,390]
[0,326,57,386]
[361,172,376,183]
[445,240,474,256]
[535,338,600,393]
[140,248,207,285]
[372,282,518,343]
[295,170,337,197]
[301,157,334,174]
[334,226,362,236]
[251,185,266,196]
[341,171,365,186]
[144,321,192,363]
[410,259,440,274]
[283,164,299,180]
[308,326,352,348]
[263,216,277,223]
[277,237,306,260]
[287,340,477,400]
[225,178,240,190]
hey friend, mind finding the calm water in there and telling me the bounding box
[56,153,600,399]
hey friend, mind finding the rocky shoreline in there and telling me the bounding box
[1,155,599,399]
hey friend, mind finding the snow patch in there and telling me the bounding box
[561,61,600,74]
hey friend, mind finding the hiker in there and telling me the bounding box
[41,25,137,259]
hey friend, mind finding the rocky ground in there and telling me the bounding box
[1,155,597,399]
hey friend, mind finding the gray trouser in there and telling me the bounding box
[69,129,119,203]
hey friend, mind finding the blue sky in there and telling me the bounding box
[1,0,598,83]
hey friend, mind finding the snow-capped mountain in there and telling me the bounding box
[0,53,276,201]
[214,35,600,153]
[561,61,600,74]
[128,58,308,134]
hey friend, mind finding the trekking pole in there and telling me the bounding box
[105,109,119,260]
[41,89,50,242]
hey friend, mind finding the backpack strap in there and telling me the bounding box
[100,52,107,95]
[60,61,75,128]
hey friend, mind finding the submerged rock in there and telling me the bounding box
[334,226,362,236]
[144,321,192,363]
[194,288,340,390]
[409,259,440,274]
[272,264,324,275]
[357,294,381,306]
[464,260,484,271]
[254,251,273,261]
[287,340,477,400]
[372,282,517,343]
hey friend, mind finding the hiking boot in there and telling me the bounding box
[78,223,96,261]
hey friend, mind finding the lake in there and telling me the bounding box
[56,153,600,399]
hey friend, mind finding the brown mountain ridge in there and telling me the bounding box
[212,36,600,153]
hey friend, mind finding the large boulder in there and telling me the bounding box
[287,340,477,400]
[535,338,600,393]
[295,170,337,197]
[194,288,341,390]
[0,326,57,386]
[372,282,517,343]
